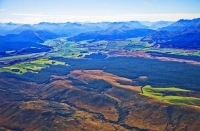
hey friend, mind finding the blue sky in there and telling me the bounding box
[0,0,200,23]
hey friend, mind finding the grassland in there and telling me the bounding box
[1,42,200,130]
[99,38,199,57]
[68,70,142,92]
[38,37,200,63]
[0,53,39,61]
[43,39,90,58]
[1,37,200,100]
[142,85,200,106]
[121,38,200,57]
[1,37,199,63]
[0,58,66,74]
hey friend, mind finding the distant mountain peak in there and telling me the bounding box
[8,24,38,34]
[142,18,200,49]
[160,18,200,31]
[15,24,37,30]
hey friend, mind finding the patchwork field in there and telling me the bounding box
[0,37,200,130]
[142,85,200,107]
[0,58,66,74]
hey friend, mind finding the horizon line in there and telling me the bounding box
[1,13,200,24]
[1,17,200,25]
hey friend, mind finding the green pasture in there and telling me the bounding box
[142,85,200,106]
[0,53,39,61]
[0,58,66,74]
[42,38,200,59]
[45,39,90,58]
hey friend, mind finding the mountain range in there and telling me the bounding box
[0,30,57,54]
[141,21,173,29]
[142,18,200,49]
[0,22,22,35]
[67,28,155,41]
[7,24,38,34]
[0,21,149,36]
[0,18,200,54]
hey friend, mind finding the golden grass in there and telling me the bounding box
[39,80,75,99]
[21,100,50,110]
[17,101,125,131]
[108,49,151,58]
[66,110,127,131]
[74,101,119,122]
[155,56,200,65]
[51,75,67,80]
[139,76,148,80]
[67,70,142,92]
[106,49,200,66]
[51,80,74,89]
[104,93,121,104]
[125,109,166,131]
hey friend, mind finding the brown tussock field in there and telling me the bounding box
[51,79,74,89]
[155,56,200,65]
[107,49,200,66]
[67,70,142,92]
[108,49,151,58]
[138,76,148,80]
[74,101,119,122]
[39,79,75,99]
[51,75,68,80]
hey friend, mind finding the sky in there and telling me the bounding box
[0,0,200,24]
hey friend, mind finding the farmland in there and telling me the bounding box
[0,58,66,74]
[41,38,200,60]
[0,37,200,130]
[142,85,200,106]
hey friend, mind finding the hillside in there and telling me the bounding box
[0,57,200,130]
[0,21,148,37]
[0,30,57,53]
[160,18,200,31]
[0,30,57,43]
[33,21,148,36]
[0,23,22,35]
[150,21,173,29]
[142,18,200,49]
[8,24,38,34]
[68,28,154,42]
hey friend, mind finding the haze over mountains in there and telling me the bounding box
[0,20,168,36]
[1,0,200,130]
[141,21,173,29]
[0,18,200,54]
[1,18,200,131]
[0,30,56,54]
[67,29,155,41]
[142,18,200,49]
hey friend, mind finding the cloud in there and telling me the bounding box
[12,13,50,17]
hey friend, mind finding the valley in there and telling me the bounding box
[0,18,200,131]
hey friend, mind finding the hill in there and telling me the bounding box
[160,18,200,31]
[150,21,173,29]
[0,30,57,43]
[0,23,22,35]
[8,24,37,34]
[32,21,148,36]
[142,18,200,49]
[0,30,57,54]
[141,21,173,29]
[0,21,148,36]
[68,28,154,42]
